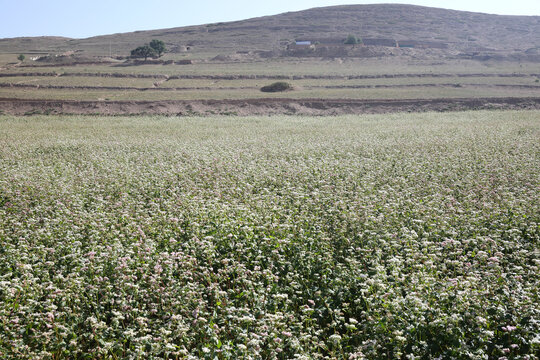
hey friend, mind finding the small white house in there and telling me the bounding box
[295,41,312,46]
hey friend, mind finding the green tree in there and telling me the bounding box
[130,45,157,60]
[344,34,360,45]
[149,39,167,57]
[17,54,25,62]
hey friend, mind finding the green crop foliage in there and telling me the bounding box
[0,111,539,359]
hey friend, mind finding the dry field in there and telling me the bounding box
[0,58,539,115]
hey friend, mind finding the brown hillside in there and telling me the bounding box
[1,4,539,59]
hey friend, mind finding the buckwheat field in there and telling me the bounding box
[0,111,539,359]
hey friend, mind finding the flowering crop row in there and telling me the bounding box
[0,111,539,359]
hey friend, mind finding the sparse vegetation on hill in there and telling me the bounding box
[1,4,539,60]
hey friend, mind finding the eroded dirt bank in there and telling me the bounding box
[1,97,539,116]
[2,72,539,80]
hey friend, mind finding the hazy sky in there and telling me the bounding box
[2,0,540,39]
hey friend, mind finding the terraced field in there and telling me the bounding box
[1,59,539,114]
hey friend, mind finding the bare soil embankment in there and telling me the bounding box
[1,72,539,80]
[2,83,539,92]
[1,97,539,116]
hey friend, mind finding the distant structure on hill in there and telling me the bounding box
[290,38,447,50]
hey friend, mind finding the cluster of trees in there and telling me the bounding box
[130,40,167,60]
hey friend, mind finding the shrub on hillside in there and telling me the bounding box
[260,81,292,92]
[130,45,157,60]
[130,39,167,60]
[344,34,362,45]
